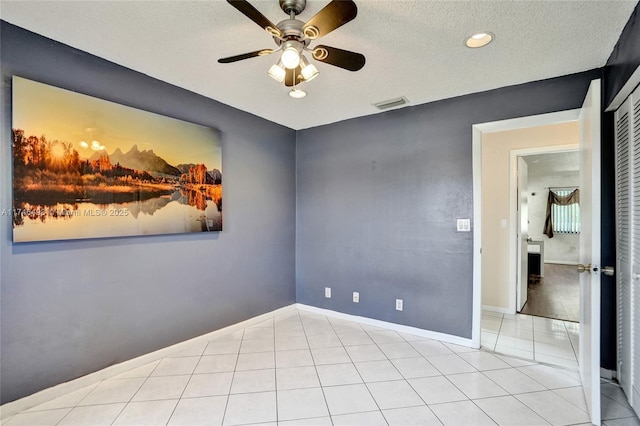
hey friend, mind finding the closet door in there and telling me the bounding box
[615,93,632,401]
[632,87,640,417]
[617,83,640,416]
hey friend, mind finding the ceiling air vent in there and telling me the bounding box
[373,96,409,110]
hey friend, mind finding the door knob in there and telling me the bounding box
[633,273,640,281]
[577,264,591,273]
[602,266,615,276]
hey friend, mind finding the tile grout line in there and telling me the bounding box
[163,349,205,425]
[274,312,281,424]
[219,325,246,426]
[429,356,507,422]
[495,313,505,353]
[532,315,539,363]
[43,380,102,426]
[363,326,434,423]
[563,318,580,362]
[302,313,341,426]
[361,323,486,423]
[328,316,389,423]
[274,310,299,423]
[107,357,163,426]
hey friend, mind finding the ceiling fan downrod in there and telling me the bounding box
[279,0,306,16]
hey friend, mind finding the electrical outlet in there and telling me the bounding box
[396,299,403,311]
[353,292,359,303]
[325,287,331,298]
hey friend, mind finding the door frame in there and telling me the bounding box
[471,109,580,348]
[510,146,579,314]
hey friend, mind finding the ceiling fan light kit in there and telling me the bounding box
[299,55,319,81]
[219,0,366,98]
[267,62,286,82]
[281,40,303,69]
[289,88,307,98]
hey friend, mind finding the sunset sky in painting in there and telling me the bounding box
[12,76,221,169]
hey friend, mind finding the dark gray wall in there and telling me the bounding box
[604,1,640,108]
[601,111,617,371]
[0,21,296,404]
[296,70,601,338]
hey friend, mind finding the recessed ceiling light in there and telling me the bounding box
[465,32,494,48]
[289,89,307,99]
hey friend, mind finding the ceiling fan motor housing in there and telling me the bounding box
[275,18,309,46]
[279,0,306,16]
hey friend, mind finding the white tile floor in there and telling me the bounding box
[481,310,580,370]
[2,308,638,426]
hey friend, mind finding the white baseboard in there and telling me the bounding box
[0,304,297,420]
[545,261,578,266]
[481,305,513,315]
[296,303,473,348]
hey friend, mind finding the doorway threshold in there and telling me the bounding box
[481,310,579,370]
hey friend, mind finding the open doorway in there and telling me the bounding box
[477,138,582,370]
[472,79,609,425]
[518,151,580,323]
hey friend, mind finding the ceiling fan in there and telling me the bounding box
[218,0,366,97]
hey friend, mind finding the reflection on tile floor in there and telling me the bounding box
[521,263,580,322]
[3,308,639,425]
[482,310,580,370]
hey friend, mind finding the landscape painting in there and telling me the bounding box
[11,76,222,242]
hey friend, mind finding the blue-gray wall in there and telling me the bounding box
[3,0,638,404]
[296,70,601,338]
[0,21,296,404]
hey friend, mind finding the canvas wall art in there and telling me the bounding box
[11,76,222,242]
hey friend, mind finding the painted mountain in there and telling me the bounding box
[177,164,222,184]
[90,144,181,176]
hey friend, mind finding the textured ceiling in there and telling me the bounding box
[526,151,580,176]
[1,1,637,130]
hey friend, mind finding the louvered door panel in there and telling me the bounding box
[631,90,640,415]
[615,102,632,399]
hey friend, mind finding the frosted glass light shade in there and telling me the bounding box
[281,46,301,69]
[268,63,286,82]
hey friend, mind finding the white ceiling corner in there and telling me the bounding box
[1,0,637,130]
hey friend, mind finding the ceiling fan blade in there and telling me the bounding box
[312,45,365,71]
[227,0,282,37]
[285,67,303,87]
[218,49,273,64]
[303,0,357,39]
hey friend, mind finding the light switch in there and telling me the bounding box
[500,219,508,229]
[457,219,471,232]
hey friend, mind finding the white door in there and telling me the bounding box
[517,157,529,311]
[578,79,602,425]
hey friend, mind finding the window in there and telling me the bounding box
[552,189,581,234]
